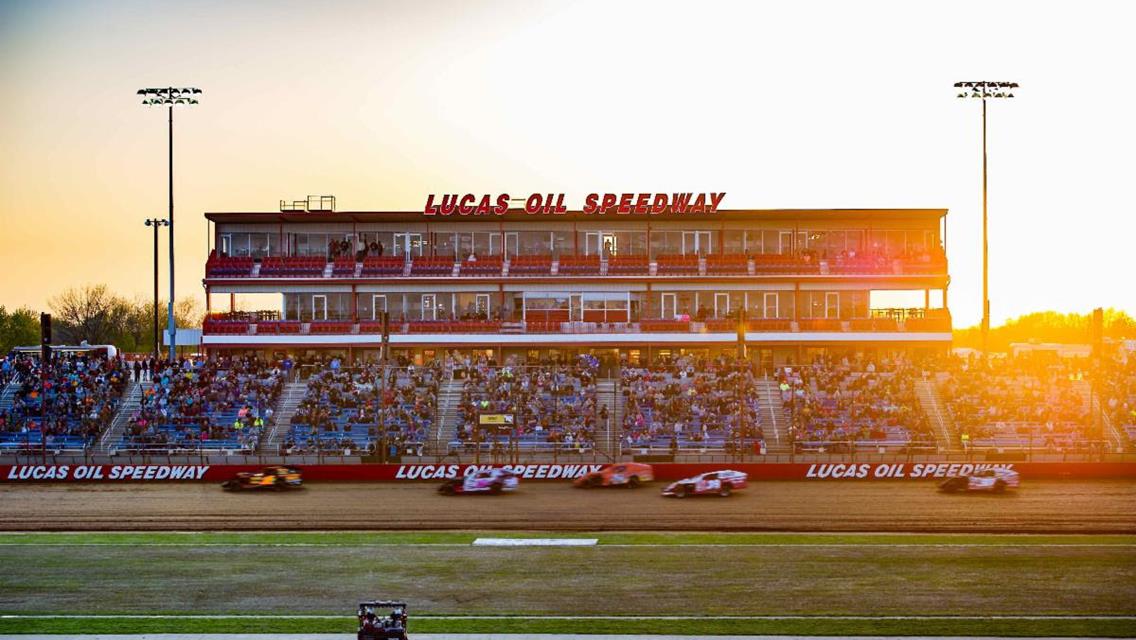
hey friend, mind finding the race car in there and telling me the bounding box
[661,469,747,498]
[357,600,409,640]
[221,466,303,491]
[938,467,1020,493]
[438,468,518,495]
[574,462,654,488]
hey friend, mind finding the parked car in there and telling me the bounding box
[661,470,747,498]
[438,468,518,495]
[574,463,654,488]
[939,468,1020,493]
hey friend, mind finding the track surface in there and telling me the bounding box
[1,479,1133,532]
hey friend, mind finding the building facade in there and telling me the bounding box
[202,206,951,365]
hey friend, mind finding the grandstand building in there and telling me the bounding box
[202,204,951,365]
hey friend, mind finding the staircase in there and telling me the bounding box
[916,378,954,452]
[101,382,146,452]
[263,380,309,453]
[755,378,791,453]
[595,378,619,457]
[430,379,464,455]
[0,374,21,415]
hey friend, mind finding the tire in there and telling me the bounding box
[674,484,688,498]
[628,476,641,488]
[718,483,732,497]
[588,475,603,488]
[490,482,503,495]
[992,480,1006,494]
[439,484,455,495]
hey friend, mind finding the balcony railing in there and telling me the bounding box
[205,253,948,279]
[203,317,952,337]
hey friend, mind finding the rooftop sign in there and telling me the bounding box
[424,192,726,216]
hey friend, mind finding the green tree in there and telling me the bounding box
[0,306,41,354]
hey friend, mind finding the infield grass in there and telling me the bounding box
[1,532,1133,636]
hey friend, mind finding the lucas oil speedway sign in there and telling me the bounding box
[5,464,209,481]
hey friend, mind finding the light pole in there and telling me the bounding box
[954,81,1017,357]
[138,87,201,362]
[144,218,169,362]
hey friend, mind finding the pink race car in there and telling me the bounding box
[661,470,748,498]
[438,468,519,495]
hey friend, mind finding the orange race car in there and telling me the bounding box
[573,462,654,488]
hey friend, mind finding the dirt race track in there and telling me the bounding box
[1,478,1134,532]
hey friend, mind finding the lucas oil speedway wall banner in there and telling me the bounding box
[2,462,1135,483]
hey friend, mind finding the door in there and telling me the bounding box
[220,234,232,256]
[570,294,583,322]
[778,231,794,255]
[602,233,618,256]
[371,295,387,321]
[661,293,677,319]
[763,292,779,319]
[394,233,424,257]
[475,294,491,319]
[714,293,729,318]
[825,292,840,319]
[421,294,436,320]
[503,232,519,259]
[312,295,328,321]
[682,231,711,255]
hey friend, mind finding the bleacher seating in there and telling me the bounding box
[203,319,250,335]
[640,320,690,333]
[451,361,598,453]
[779,359,932,452]
[621,358,763,451]
[117,356,282,453]
[798,319,843,331]
[0,353,129,452]
[309,321,354,334]
[285,362,439,456]
[654,254,699,275]
[256,321,302,334]
[259,256,326,277]
[557,255,601,275]
[410,256,454,276]
[361,256,405,277]
[508,255,552,275]
[705,254,749,275]
[459,256,503,276]
[752,254,803,274]
[606,255,649,275]
[939,356,1091,451]
[407,320,501,333]
[332,257,357,276]
[206,255,254,277]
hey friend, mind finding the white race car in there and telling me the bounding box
[661,470,748,498]
[438,468,519,495]
[938,468,1020,493]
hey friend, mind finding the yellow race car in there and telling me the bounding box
[222,466,303,491]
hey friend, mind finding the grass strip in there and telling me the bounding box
[0,615,1134,636]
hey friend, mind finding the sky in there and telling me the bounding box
[0,0,1133,326]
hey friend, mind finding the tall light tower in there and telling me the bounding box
[138,87,201,362]
[144,218,169,363]
[954,80,1017,357]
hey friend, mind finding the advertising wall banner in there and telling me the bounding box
[2,461,1135,483]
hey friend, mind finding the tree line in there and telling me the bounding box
[0,284,202,355]
[953,309,1135,351]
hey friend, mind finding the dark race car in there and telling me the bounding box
[222,465,303,491]
[357,600,409,640]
